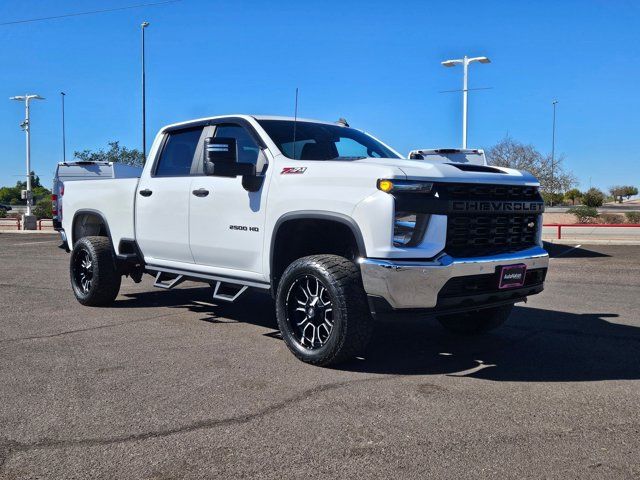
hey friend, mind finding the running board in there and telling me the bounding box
[153,272,186,289]
[212,282,248,303]
[146,264,270,290]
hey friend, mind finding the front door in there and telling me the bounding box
[136,125,205,265]
[189,123,270,275]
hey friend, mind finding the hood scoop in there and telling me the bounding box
[446,163,506,174]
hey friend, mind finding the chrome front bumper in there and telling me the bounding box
[359,246,549,309]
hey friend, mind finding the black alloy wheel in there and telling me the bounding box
[285,274,334,349]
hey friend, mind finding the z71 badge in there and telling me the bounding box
[281,167,307,175]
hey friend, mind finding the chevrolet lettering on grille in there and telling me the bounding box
[449,200,544,213]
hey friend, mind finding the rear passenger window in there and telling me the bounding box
[155,127,203,176]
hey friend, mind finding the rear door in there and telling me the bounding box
[135,125,205,265]
[188,122,269,275]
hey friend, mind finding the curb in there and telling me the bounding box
[543,238,640,245]
[0,230,57,234]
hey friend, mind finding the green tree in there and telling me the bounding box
[564,188,582,205]
[582,188,605,208]
[0,171,51,205]
[0,186,19,205]
[74,141,144,167]
[624,186,639,200]
[609,185,638,203]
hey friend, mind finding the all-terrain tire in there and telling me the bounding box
[437,304,514,335]
[70,236,121,306]
[276,254,373,366]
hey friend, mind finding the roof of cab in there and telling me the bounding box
[160,114,340,132]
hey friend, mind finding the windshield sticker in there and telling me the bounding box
[281,167,307,175]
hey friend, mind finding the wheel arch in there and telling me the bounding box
[269,211,367,289]
[71,209,113,248]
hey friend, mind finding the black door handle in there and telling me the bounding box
[139,189,152,197]
[192,188,210,197]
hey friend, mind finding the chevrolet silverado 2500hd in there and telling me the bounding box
[59,115,548,366]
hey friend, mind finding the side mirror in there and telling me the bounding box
[203,137,256,177]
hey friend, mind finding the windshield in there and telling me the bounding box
[257,119,401,160]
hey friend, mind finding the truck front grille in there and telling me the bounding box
[441,183,542,258]
[446,213,539,257]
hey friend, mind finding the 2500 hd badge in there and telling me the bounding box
[229,225,259,232]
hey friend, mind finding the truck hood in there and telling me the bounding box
[352,157,540,186]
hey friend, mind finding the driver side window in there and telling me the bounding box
[154,127,204,177]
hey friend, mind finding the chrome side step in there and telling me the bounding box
[153,272,185,289]
[212,282,248,303]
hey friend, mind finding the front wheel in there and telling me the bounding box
[437,304,514,335]
[276,255,373,366]
[70,236,121,306]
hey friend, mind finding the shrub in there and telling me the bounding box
[32,198,52,220]
[598,213,624,224]
[582,188,605,208]
[567,206,599,224]
[625,212,640,224]
[0,208,6,218]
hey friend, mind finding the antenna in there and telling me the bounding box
[292,87,299,159]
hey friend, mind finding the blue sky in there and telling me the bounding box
[0,0,638,190]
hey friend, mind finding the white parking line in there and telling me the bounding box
[551,244,582,259]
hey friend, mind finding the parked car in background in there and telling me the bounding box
[408,148,488,165]
[0,204,12,212]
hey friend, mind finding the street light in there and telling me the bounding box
[550,100,558,206]
[10,94,45,220]
[441,55,491,148]
[141,21,149,163]
[61,92,67,163]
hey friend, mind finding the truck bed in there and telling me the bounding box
[61,178,139,253]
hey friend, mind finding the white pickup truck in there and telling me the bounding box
[59,115,548,366]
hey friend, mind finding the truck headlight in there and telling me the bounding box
[378,179,433,194]
[394,212,430,247]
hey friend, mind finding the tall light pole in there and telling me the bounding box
[10,94,45,217]
[141,21,149,163]
[551,100,558,205]
[441,55,491,149]
[61,92,67,163]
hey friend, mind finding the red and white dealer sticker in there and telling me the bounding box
[281,167,307,174]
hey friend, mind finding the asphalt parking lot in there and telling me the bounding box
[1,233,639,479]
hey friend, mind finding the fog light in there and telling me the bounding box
[394,212,430,247]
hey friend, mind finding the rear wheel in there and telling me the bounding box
[437,304,514,335]
[70,236,121,306]
[276,255,373,366]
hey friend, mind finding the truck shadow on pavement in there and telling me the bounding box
[346,307,639,381]
[119,288,639,382]
[543,242,610,258]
